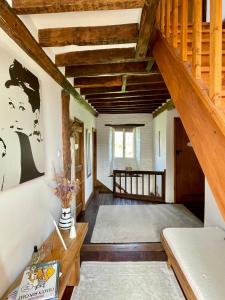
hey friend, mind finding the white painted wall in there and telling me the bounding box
[204,180,225,229]
[69,99,96,202]
[96,114,153,190]
[206,1,225,21]
[153,108,179,203]
[0,21,96,297]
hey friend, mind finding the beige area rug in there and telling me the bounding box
[71,261,185,300]
[91,204,202,243]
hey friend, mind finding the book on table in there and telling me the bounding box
[16,260,60,300]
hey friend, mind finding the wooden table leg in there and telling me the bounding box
[68,254,80,286]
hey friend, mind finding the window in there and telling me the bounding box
[114,128,134,158]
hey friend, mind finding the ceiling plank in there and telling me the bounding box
[12,0,145,14]
[97,110,154,114]
[126,73,163,84]
[81,83,167,95]
[88,96,168,103]
[39,24,139,47]
[74,76,122,88]
[66,62,149,77]
[56,48,138,66]
[85,90,170,99]
[0,0,97,116]
[136,0,160,58]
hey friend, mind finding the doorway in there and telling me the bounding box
[73,118,85,216]
[174,118,205,220]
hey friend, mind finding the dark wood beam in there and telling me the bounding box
[74,76,122,88]
[97,110,154,114]
[74,73,164,88]
[153,100,175,118]
[56,48,139,66]
[88,97,168,104]
[81,83,167,95]
[0,0,96,116]
[13,0,145,14]
[39,24,139,47]
[92,101,163,106]
[136,0,160,58]
[66,62,149,77]
[85,90,170,99]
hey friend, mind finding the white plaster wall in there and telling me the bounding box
[69,100,96,202]
[153,108,179,203]
[96,114,153,190]
[0,28,63,296]
[206,1,225,21]
[204,180,225,230]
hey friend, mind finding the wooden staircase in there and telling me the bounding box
[154,0,225,219]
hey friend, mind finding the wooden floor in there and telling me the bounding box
[77,192,167,262]
[62,191,203,299]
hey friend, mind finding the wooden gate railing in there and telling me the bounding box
[157,0,223,106]
[113,170,166,202]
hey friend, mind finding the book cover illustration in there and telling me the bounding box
[16,260,60,300]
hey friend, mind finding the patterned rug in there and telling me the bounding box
[91,204,202,243]
[71,261,185,300]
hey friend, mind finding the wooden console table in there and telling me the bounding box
[3,222,88,300]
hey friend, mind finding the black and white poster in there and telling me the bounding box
[0,57,45,191]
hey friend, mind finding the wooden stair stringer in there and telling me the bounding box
[153,32,225,219]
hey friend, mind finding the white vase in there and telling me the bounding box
[59,207,72,230]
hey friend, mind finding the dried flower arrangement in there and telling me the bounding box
[52,168,80,208]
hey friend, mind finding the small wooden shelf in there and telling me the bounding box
[3,222,88,300]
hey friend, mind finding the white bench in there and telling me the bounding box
[161,227,225,300]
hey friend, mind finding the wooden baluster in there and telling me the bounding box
[142,174,144,195]
[119,172,121,193]
[125,171,127,193]
[162,170,166,201]
[131,173,133,195]
[172,0,178,48]
[136,175,138,195]
[160,0,166,34]
[113,171,116,193]
[210,0,222,104]
[156,2,161,28]
[192,0,202,79]
[155,175,157,196]
[166,0,171,39]
[148,174,150,195]
[181,0,188,61]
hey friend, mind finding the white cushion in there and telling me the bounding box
[163,227,225,300]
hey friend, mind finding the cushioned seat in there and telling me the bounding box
[163,227,225,300]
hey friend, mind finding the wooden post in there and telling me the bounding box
[162,169,166,202]
[160,0,166,34]
[209,0,222,103]
[181,0,188,61]
[61,90,71,179]
[172,0,178,48]
[166,0,171,39]
[192,0,202,79]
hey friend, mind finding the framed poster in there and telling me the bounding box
[86,129,92,178]
[0,58,45,191]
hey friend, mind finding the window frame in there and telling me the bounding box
[114,128,135,159]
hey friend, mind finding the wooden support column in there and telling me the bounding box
[172,0,178,48]
[181,0,188,61]
[209,0,222,104]
[61,90,71,179]
[192,0,202,79]
[165,0,171,39]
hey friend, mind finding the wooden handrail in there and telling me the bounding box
[210,0,222,103]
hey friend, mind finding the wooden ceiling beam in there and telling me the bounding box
[12,0,145,15]
[97,110,154,114]
[74,73,164,88]
[74,76,122,88]
[81,83,167,95]
[39,24,139,47]
[136,0,160,58]
[66,62,149,77]
[88,97,168,103]
[85,90,170,99]
[56,47,139,66]
[0,0,97,116]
